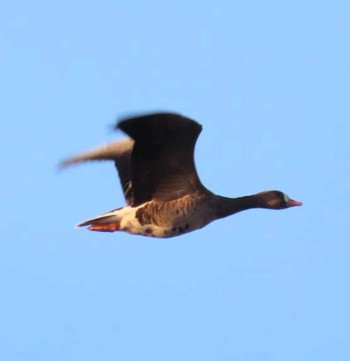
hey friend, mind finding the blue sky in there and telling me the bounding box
[1,1,349,360]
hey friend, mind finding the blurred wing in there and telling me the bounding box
[60,138,135,205]
[117,112,205,206]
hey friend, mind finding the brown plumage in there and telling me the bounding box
[60,112,302,238]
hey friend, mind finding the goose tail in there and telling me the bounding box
[76,209,122,232]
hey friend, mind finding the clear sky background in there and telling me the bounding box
[1,1,349,360]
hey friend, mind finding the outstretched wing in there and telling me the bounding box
[117,112,205,206]
[60,137,135,205]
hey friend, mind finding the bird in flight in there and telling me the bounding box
[60,112,302,238]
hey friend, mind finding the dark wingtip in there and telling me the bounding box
[58,158,73,169]
[116,111,183,130]
[116,112,202,139]
[57,156,87,170]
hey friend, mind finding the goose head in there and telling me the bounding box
[257,190,302,209]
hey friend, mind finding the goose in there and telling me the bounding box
[60,112,302,238]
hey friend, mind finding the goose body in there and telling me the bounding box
[61,112,302,238]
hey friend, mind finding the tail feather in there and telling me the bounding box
[76,214,119,227]
[76,209,122,232]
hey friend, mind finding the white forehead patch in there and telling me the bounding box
[283,193,291,203]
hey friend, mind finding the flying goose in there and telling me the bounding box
[60,112,302,237]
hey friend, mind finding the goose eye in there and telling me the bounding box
[283,193,290,203]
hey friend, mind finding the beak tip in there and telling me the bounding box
[288,199,303,207]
